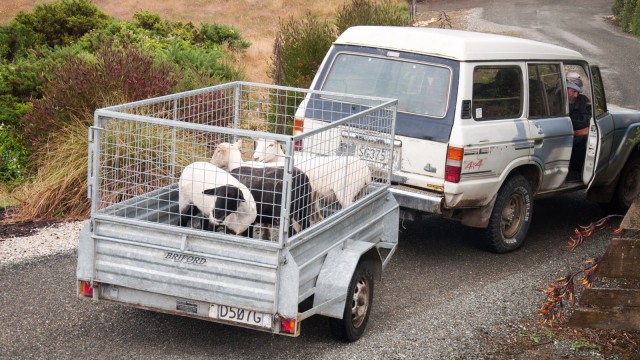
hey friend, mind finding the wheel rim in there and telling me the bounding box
[350,275,370,328]
[621,163,640,207]
[501,192,525,239]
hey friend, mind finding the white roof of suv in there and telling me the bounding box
[335,26,584,61]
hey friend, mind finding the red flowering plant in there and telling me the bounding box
[537,215,625,326]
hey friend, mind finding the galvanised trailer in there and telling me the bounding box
[76,82,399,342]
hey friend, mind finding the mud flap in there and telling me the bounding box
[461,193,497,228]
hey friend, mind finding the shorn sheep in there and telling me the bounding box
[178,162,257,236]
[210,141,316,237]
[253,139,372,209]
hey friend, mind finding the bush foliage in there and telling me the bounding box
[270,13,336,88]
[269,0,408,88]
[13,0,109,49]
[23,41,179,149]
[0,0,249,219]
[612,0,640,35]
[335,0,410,34]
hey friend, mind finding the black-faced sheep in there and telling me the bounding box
[209,141,315,237]
[178,161,257,236]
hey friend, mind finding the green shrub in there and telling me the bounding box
[133,11,196,42]
[270,13,336,88]
[197,23,251,50]
[632,1,640,35]
[0,56,54,99]
[14,0,109,48]
[335,0,410,35]
[0,96,31,184]
[0,124,28,185]
[620,0,639,31]
[612,0,626,16]
[0,22,38,61]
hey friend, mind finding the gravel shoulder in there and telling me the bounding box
[0,219,86,267]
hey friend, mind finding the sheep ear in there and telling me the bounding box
[234,139,243,148]
[234,187,245,202]
[202,188,217,195]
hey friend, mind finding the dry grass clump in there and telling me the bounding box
[12,117,90,220]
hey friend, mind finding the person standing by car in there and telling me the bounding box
[567,72,591,171]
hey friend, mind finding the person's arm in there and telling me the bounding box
[574,127,589,136]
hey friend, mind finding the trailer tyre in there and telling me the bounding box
[483,174,533,253]
[329,260,374,342]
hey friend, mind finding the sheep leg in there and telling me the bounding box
[311,192,324,224]
[260,225,271,240]
[246,224,255,238]
[179,204,201,227]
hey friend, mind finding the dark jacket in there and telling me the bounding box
[569,94,592,131]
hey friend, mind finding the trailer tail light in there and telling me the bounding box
[293,117,304,150]
[445,146,463,183]
[79,280,93,297]
[279,317,297,334]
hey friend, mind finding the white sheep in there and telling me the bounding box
[253,139,372,209]
[210,140,284,170]
[178,161,257,236]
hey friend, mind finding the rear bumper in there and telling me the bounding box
[389,185,443,214]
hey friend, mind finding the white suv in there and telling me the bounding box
[297,26,640,252]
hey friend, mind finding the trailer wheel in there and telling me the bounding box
[483,174,533,253]
[605,154,640,214]
[329,261,374,342]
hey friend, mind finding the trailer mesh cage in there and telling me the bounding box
[89,82,397,243]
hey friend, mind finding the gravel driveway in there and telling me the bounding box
[2,1,639,358]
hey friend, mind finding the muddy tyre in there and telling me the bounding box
[484,175,533,253]
[604,154,640,214]
[329,261,374,342]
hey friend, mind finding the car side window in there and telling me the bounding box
[472,66,523,120]
[527,63,564,118]
[590,66,607,118]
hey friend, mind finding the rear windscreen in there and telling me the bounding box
[322,53,451,118]
[313,46,459,143]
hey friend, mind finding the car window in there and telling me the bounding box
[472,66,523,120]
[321,53,451,118]
[528,63,565,118]
[590,66,607,118]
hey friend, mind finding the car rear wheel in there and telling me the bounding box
[484,175,533,253]
[605,154,640,214]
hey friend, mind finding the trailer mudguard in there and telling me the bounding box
[312,240,382,319]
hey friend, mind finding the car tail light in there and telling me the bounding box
[279,317,297,334]
[293,117,304,151]
[79,280,93,297]
[445,146,463,183]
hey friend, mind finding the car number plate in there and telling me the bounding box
[357,144,399,166]
[358,145,389,163]
[209,304,273,329]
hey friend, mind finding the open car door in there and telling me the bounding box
[585,65,614,188]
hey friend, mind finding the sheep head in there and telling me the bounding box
[253,138,284,163]
[210,141,242,169]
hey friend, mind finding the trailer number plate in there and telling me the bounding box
[209,304,273,329]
